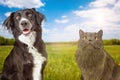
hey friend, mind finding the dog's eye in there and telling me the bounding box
[16,15,20,20]
[28,13,32,17]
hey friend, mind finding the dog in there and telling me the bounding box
[1,8,47,80]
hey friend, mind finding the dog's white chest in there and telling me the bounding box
[28,46,46,80]
[18,32,46,80]
[18,32,36,46]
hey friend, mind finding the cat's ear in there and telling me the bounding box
[79,29,84,38]
[97,30,103,38]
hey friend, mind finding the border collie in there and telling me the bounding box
[1,8,47,80]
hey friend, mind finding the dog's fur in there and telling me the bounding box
[1,8,47,80]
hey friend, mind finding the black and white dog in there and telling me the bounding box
[1,8,47,80]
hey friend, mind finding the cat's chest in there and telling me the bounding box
[79,48,105,66]
[82,46,99,54]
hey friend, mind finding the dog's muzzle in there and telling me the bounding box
[19,18,32,35]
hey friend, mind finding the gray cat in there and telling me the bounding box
[75,29,120,80]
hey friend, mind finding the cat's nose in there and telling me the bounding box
[89,39,92,41]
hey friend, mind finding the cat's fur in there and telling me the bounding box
[75,29,120,80]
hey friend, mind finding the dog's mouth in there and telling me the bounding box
[22,28,31,35]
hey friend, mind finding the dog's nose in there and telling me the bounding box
[21,21,28,27]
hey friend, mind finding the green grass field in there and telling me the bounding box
[0,44,120,80]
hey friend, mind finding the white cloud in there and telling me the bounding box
[55,15,69,24]
[89,0,116,8]
[0,0,44,8]
[74,8,120,24]
[61,15,67,18]
[79,6,84,9]
[0,25,13,38]
[55,19,69,24]
[5,12,11,17]
[1,0,120,42]
[72,0,120,35]
[113,0,120,13]
[43,0,120,42]
[43,27,79,42]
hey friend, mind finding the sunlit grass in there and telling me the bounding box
[0,44,120,80]
[44,44,80,80]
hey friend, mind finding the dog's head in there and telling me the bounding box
[3,8,44,36]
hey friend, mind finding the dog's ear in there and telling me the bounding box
[3,12,15,31]
[37,12,45,25]
[38,12,45,23]
[34,11,45,25]
[32,8,36,11]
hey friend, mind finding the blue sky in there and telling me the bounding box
[0,0,120,42]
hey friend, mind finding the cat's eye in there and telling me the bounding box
[83,36,87,40]
[95,36,98,40]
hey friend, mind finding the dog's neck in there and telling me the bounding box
[18,31,36,47]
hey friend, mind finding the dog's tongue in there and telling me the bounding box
[23,29,31,35]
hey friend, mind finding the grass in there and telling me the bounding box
[0,44,120,80]
[0,46,13,72]
[44,44,80,80]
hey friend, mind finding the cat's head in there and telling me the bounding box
[78,29,103,49]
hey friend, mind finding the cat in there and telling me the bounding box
[75,29,120,80]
